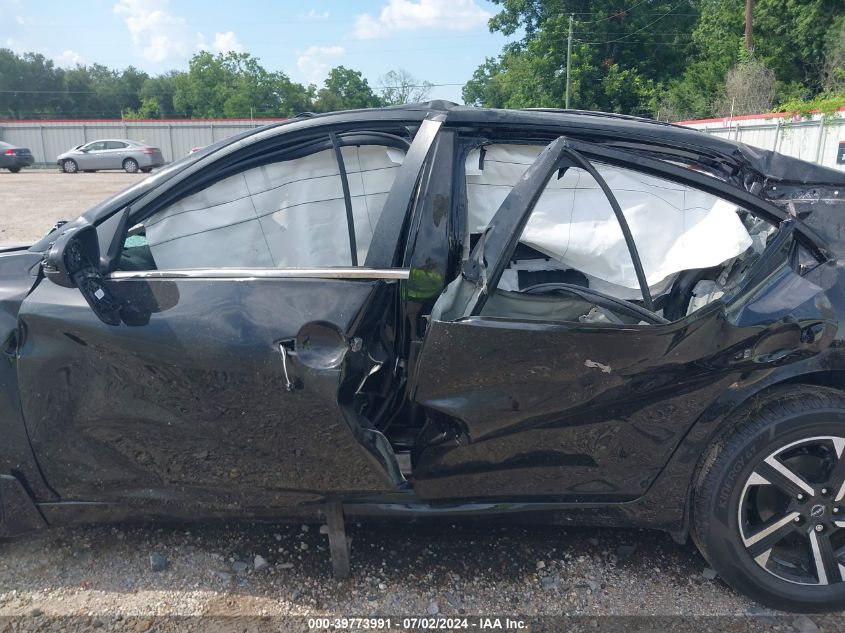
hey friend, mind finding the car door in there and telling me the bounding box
[409,136,837,502]
[15,117,443,507]
[103,141,128,168]
[80,141,108,169]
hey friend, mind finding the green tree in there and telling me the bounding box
[60,65,97,117]
[54,63,150,118]
[665,0,845,119]
[124,96,164,119]
[138,71,181,118]
[172,51,311,118]
[314,66,383,112]
[117,66,148,113]
[823,16,845,93]
[463,0,697,116]
[0,49,65,118]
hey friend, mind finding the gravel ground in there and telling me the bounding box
[0,170,843,631]
[0,170,142,244]
[0,522,842,631]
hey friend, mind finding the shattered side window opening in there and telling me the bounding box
[462,142,779,325]
[117,139,407,271]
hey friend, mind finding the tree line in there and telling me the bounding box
[2,1,844,121]
[465,0,845,120]
[0,49,433,120]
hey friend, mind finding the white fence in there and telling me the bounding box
[0,118,286,166]
[679,110,845,172]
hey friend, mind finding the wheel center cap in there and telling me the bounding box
[810,503,826,519]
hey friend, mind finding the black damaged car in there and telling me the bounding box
[2,102,845,612]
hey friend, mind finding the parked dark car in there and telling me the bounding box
[0,141,34,172]
[2,102,845,612]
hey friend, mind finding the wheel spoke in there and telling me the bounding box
[754,548,772,568]
[829,439,845,503]
[808,530,843,585]
[743,511,801,557]
[757,456,815,498]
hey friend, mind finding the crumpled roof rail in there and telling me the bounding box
[519,107,679,128]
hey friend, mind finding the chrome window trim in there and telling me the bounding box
[106,268,410,281]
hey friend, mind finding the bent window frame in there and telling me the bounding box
[455,135,829,327]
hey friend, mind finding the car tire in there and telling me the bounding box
[693,385,845,612]
[123,158,139,174]
[8,167,21,173]
[62,159,78,174]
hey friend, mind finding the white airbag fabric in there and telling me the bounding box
[145,145,403,269]
[466,145,752,289]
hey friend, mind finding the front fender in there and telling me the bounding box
[0,250,57,502]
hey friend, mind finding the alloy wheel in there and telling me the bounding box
[738,436,845,586]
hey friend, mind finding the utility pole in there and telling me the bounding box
[744,0,754,51]
[565,14,574,109]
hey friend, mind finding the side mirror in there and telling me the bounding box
[44,222,100,288]
[43,223,122,325]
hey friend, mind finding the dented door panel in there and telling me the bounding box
[412,249,836,501]
[16,276,401,505]
[410,133,837,502]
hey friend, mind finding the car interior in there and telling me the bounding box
[460,142,779,326]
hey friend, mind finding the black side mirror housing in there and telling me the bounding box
[43,223,100,288]
[43,223,122,325]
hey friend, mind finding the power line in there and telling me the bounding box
[575,0,655,24]
[575,32,692,36]
[574,40,691,45]
[576,0,692,45]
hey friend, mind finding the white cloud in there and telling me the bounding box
[54,49,83,67]
[353,0,490,39]
[300,9,330,20]
[113,0,194,62]
[114,0,246,63]
[296,45,344,85]
[211,31,244,54]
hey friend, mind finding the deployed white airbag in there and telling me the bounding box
[466,144,753,289]
[145,145,404,269]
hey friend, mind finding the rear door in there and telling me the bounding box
[410,137,837,502]
[103,141,128,168]
[16,118,442,507]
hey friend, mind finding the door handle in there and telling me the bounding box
[278,341,298,391]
